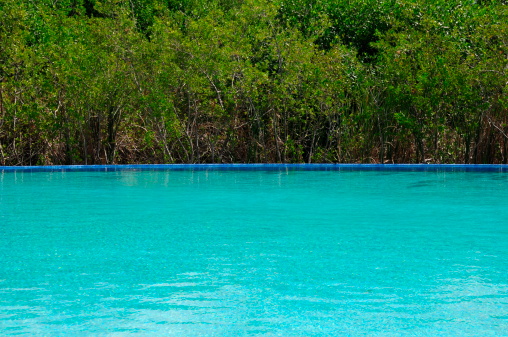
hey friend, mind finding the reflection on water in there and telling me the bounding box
[1,170,508,335]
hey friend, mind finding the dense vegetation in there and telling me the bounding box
[1,0,507,165]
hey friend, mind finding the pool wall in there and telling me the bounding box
[1,164,508,172]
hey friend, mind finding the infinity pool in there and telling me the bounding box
[1,167,508,335]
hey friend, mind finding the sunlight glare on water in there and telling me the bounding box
[1,169,508,336]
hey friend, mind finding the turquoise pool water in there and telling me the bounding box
[1,168,508,336]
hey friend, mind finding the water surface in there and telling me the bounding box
[1,169,507,336]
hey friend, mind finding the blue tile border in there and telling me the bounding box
[1,164,508,172]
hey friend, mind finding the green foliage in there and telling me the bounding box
[1,0,507,164]
[277,0,397,59]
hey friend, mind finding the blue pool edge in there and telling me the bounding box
[1,164,508,172]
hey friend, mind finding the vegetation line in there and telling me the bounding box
[0,0,507,165]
